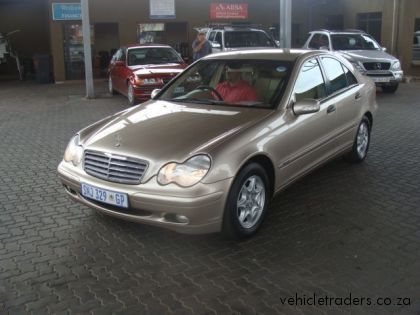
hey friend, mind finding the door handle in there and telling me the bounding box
[355,92,362,100]
[327,104,336,114]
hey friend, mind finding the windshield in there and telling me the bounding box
[225,31,275,48]
[127,47,183,66]
[331,34,381,50]
[158,59,292,108]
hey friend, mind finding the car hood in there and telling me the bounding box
[81,101,272,178]
[339,50,398,63]
[129,63,186,75]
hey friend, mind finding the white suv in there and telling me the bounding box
[199,26,277,53]
[303,29,403,93]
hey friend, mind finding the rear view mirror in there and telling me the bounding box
[151,89,161,99]
[292,98,320,115]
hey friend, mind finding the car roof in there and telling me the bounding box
[202,49,322,61]
[125,43,172,49]
[309,29,368,35]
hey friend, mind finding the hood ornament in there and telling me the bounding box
[114,133,122,147]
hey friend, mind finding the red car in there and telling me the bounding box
[108,44,188,105]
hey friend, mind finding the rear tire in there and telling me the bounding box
[382,84,398,93]
[345,116,371,163]
[222,163,270,240]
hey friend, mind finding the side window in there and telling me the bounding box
[215,32,223,46]
[308,34,329,49]
[342,64,358,86]
[208,31,216,42]
[116,48,126,62]
[293,58,327,102]
[321,57,348,94]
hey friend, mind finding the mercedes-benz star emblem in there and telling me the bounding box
[114,133,122,147]
[374,63,382,70]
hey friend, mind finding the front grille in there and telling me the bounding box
[363,62,390,71]
[83,150,148,185]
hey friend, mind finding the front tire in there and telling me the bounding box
[222,163,270,240]
[345,116,371,163]
[127,82,136,106]
[382,83,398,93]
[108,76,117,95]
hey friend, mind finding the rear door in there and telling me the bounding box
[319,56,362,150]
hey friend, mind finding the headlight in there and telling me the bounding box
[137,77,163,85]
[391,61,401,70]
[63,134,83,166]
[351,61,365,72]
[157,155,211,187]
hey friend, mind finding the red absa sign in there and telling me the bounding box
[210,3,248,19]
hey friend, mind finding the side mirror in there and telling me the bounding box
[115,61,125,67]
[381,46,387,52]
[292,98,320,115]
[211,42,221,49]
[151,88,161,99]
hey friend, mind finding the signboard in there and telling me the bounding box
[210,3,248,19]
[52,3,81,21]
[150,0,176,19]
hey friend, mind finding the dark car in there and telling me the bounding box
[108,44,188,105]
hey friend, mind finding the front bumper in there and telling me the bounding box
[57,161,232,234]
[365,70,403,86]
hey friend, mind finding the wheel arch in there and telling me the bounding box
[239,154,276,199]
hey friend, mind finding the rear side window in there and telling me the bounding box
[321,57,348,94]
[308,34,329,49]
[293,58,327,102]
[342,65,358,86]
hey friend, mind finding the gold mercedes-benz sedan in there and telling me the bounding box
[58,49,377,239]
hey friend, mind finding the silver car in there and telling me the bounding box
[303,30,403,93]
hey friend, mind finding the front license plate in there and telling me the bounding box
[81,183,128,208]
[372,77,391,83]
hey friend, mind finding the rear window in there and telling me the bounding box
[225,31,275,48]
[127,48,183,66]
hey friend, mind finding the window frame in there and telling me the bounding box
[318,55,359,99]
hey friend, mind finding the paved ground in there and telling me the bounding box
[0,80,419,315]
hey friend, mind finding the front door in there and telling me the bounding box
[275,58,338,187]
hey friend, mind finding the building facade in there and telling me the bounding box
[0,0,419,81]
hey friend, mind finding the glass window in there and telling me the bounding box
[208,31,216,42]
[342,65,358,86]
[293,59,326,102]
[331,34,381,50]
[308,34,329,49]
[158,59,292,108]
[215,32,223,46]
[224,31,275,48]
[412,18,420,64]
[126,47,183,66]
[357,12,382,42]
[321,57,348,94]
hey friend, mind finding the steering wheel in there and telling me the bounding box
[195,85,224,101]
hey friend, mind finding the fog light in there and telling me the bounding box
[175,214,189,224]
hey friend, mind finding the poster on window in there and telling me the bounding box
[150,0,176,19]
[210,3,248,20]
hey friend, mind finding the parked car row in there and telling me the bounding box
[59,47,377,239]
[107,27,403,106]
